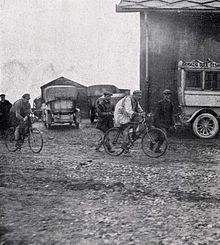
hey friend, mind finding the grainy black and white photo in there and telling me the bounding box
[0,0,220,244]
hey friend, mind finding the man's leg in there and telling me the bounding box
[96,120,115,153]
[121,124,131,153]
[95,121,107,151]
[95,134,104,151]
[104,135,115,153]
[154,128,167,153]
[14,125,20,141]
[103,123,115,153]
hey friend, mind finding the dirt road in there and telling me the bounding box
[0,120,220,245]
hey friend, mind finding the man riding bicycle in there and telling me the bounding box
[9,93,31,146]
[114,90,144,153]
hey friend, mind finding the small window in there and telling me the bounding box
[185,71,202,90]
[204,72,220,90]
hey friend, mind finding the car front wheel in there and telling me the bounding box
[193,113,219,139]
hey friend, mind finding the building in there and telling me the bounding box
[117,0,220,112]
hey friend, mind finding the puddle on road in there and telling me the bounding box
[65,179,125,192]
[170,190,220,204]
[64,179,159,200]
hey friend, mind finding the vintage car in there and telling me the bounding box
[178,59,220,138]
[87,85,130,123]
[41,85,81,129]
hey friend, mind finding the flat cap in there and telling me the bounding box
[103,91,113,96]
[22,93,31,99]
[163,89,172,94]
[133,90,142,95]
[0,94,5,97]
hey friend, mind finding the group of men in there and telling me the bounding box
[95,89,175,153]
[0,89,174,152]
[0,93,31,143]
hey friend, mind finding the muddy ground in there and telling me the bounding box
[0,120,220,245]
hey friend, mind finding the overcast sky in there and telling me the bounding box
[0,0,140,103]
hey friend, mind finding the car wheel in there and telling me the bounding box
[193,113,219,139]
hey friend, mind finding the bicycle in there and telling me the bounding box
[4,115,43,153]
[103,113,168,158]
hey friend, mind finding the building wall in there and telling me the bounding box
[141,11,220,112]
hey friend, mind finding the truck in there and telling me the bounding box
[41,85,81,129]
[178,59,220,138]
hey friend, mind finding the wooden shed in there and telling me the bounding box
[117,0,220,112]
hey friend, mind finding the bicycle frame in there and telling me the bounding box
[18,117,32,141]
[103,113,168,157]
[5,114,43,153]
[128,115,153,144]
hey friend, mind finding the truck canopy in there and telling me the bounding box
[87,85,118,97]
[97,93,129,107]
[42,85,78,103]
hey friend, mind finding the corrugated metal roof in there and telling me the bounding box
[117,0,220,10]
[40,77,87,90]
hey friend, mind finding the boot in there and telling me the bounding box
[106,143,115,153]
[121,143,129,153]
[154,145,162,154]
[150,142,155,151]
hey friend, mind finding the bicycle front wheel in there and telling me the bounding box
[103,127,124,156]
[141,128,168,158]
[28,128,43,153]
[5,127,17,152]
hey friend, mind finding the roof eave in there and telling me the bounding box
[116,4,142,12]
[116,4,220,13]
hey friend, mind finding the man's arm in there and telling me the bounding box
[14,101,24,121]
[123,97,135,119]
[96,103,111,118]
[137,102,144,113]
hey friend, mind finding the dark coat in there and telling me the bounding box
[0,99,12,130]
[96,100,114,133]
[0,99,12,115]
[153,98,174,130]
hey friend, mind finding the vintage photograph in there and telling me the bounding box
[0,0,220,244]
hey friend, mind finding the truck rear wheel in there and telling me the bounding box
[193,113,219,139]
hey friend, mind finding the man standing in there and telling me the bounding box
[114,90,144,153]
[0,94,12,135]
[9,93,31,143]
[95,91,114,152]
[153,89,175,134]
[151,89,175,153]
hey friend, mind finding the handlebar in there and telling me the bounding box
[23,114,35,126]
[131,112,153,126]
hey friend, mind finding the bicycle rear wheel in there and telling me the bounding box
[103,127,124,156]
[5,127,17,152]
[28,127,43,153]
[141,128,168,158]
